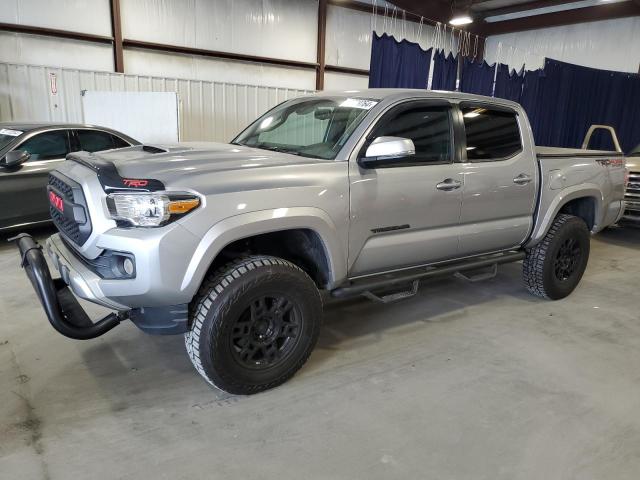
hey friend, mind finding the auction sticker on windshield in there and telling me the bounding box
[340,98,378,110]
[0,129,22,136]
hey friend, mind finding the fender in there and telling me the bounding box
[180,207,347,294]
[526,184,603,248]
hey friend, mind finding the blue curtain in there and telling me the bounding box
[519,68,547,143]
[431,51,458,91]
[368,33,432,89]
[494,63,524,102]
[459,59,495,96]
[520,58,640,151]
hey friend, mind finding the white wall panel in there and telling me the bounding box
[485,17,640,73]
[0,62,312,143]
[121,0,318,63]
[323,72,369,91]
[0,32,114,72]
[326,5,374,70]
[0,0,112,36]
[82,91,180,142]
[326,4,461,71]
[123,49,316,90]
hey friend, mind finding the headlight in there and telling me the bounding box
[106,192,200,227]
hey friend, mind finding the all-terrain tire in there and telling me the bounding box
[185,255,322,394]
[523,213,590,300]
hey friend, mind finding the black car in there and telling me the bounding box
[0,123,139,230]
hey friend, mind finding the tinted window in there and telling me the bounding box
[77,130,118,152]
[111,135,129,148]
[462,107,522,160]
[369,105,452,164]
[19,131,69,160]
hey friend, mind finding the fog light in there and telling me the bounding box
[123,257,135,276]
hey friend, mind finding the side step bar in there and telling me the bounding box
[330,251,525,300]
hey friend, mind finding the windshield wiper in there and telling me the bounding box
[252,145,302,156]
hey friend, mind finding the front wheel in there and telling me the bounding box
[185,255,322,394]
[523,214,590,300]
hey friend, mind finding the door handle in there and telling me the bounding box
[436,178,462,191]
[513,173,532,185]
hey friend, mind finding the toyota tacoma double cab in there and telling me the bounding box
[12,90,626,394]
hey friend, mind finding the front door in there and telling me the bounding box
[0,129,71,229]
[456,104,538,256]
[348,101,463,277]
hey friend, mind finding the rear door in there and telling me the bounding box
[348,100,464,276]
[456,104,538,256]
[0,129,72,228]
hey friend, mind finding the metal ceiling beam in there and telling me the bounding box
[386,0,453,24]
[123,39,319,70]
[317,0,328,89]
[0,22,113,44]
[388,0,487,36]
[477,1,640,36]
[476,0,585,19]
[110,0,124,73]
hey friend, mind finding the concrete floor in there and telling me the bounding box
[1,226,640,480]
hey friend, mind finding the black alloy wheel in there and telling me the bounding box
[553,237,582,281]
[230,295,301,370]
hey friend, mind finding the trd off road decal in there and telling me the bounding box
[596,158,625,167]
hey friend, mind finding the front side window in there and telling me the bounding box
[368,104,452,165]
[19,130,70,160]
[462,107,522,161]
[233,97,379,160]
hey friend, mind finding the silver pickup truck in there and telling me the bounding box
[12,90,626,394]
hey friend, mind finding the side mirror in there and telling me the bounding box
[358,136,415,168]
[1,150,30,169]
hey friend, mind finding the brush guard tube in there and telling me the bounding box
[10,233,124,340]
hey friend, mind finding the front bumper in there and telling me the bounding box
[11,233,123,340]
[45,233,128,310]
[12,233,190,338]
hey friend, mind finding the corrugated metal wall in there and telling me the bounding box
[0,62,313,142]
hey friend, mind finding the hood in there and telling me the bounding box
[626,155,640,172]
[85,142,327,184]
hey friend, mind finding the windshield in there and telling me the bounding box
[233,97,379,160]
[0,128,23,151]
[629,144,640,156]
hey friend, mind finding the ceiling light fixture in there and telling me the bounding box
[449,14,473,26]
[450,2,473,26]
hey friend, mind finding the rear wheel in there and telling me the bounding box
[185,255,322,394]
[523,214,590,300]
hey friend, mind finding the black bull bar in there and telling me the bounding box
[10,233,124,340]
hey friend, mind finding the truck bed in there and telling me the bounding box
[536,146,623,158]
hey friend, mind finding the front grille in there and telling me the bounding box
[625,172,640,213]
[48,173,92,245]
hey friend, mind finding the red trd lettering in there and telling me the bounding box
[123,179,149,188]
[49,191,64,212]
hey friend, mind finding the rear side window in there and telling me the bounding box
[462,107,522,161]
[111,135,129,148]
[77,130,124,152]
[369,104,452,165]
